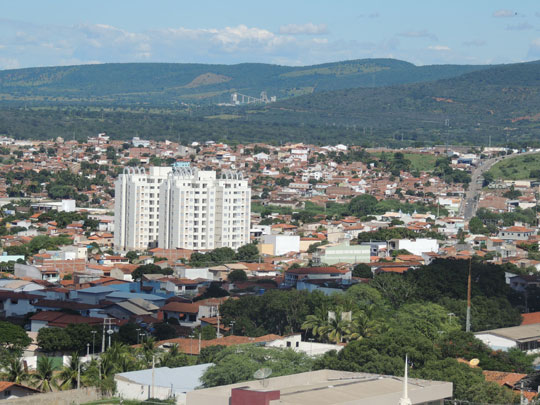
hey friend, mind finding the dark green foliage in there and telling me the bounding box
[200,345,313,387]
[194,282,229,301]
[131,264,173,281]
[37,324,102,354]
[198,345,227,364]
[153,323,178,341]
[228,269,248,282]
[117,322,140,345]
[352,263,373,278]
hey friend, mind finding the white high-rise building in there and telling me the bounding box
[114,166,251,252]
[114,167,172,251]
[158,167,250,250]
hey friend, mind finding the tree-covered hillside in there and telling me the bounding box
[0,59,488,106]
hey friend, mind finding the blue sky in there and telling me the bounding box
[1,0,540,69]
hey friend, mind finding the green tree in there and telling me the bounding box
[159,344,190,368]
[198,345,226,364]
[352,263,373,278]
[347,194,378,217]
[0,356,29,384]
[469,216,488,234]
[235,244,259,262]
[31,356,58,392]
[228,269,248,282]
[131,264,172,281]
[200,345,313,388]
[153,323,177,341]
[371,273,417,309]
[57,352,83,390]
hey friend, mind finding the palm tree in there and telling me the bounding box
[159,344,189,368]
[57,352,82,390]
[30,356,57,392]
[346,311,380,341]
[322,316,353,344]
[1,356,29,384]
[301,305,329,340]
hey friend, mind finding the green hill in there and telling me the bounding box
[253,60,540,145]
[0,59,488,106]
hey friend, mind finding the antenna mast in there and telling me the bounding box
[399,355,412,405]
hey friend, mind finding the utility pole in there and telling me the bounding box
[151,355,155,399]
[466,258,472,332]
[216,305,222,338]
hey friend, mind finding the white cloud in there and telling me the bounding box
[493,9,517,18]
[0,57,20,70]
[462,39,486,47]
[278,23,327,35]
[428,45,451,51]
[398,30,438,41]
[358,12,380,19]
[506,22,534,31]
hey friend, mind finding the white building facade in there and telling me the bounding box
[114,167,172,251]
[115,166,250,251]
[159,168,250,250]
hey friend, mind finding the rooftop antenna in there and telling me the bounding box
[399,355,412,405]
[254,368,272,388]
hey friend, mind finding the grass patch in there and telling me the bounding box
[486,152,540,180]
[205,114,241,120]
[373,152,437,172]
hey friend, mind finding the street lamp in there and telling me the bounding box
[189,334,194,355]
[107,329,114,349]
[229,321,236,336]
[86,343,90,357]
[136,328,141,345]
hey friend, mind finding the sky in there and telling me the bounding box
[1,0,540,70]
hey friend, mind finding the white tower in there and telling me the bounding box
[399,355,412,405]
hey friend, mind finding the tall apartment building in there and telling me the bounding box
[114,166,250,251]
[114,166,172,251]
[158,167,250,251]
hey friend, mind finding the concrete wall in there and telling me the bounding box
[4,387,101,405]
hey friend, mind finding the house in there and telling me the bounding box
[475,324,540,353]
[498,226,537,242]
[161,302,201,327]
[103,298,159,320]
[0,291,40,317]
[284,267,351,288]
[0,381,40,400]
[30,311,108,332]
[387,238,439,256]
[260,235,300,256]
[316,242,370,265]
[115,364,213,404]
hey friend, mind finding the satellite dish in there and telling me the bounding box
[254,368,272,387]
[470,358,480,367]
[132,259,140,265]
[91,248,99,255]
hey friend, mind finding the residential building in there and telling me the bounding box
[317,241,370,265]
[115,364,213,404]
[114,166,172,251]
[475,324,540,353]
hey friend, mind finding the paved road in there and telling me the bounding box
[459,151,538,220]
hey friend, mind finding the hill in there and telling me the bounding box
[486,152,540,180]
[0,59,488,106]
[253,60,540,145]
